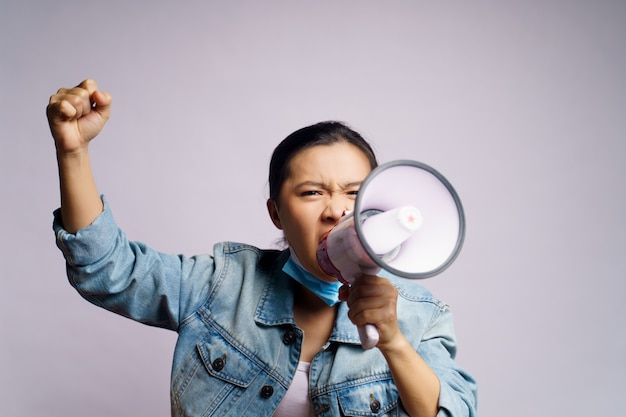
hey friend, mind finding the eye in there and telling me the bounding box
[300,190,322,197]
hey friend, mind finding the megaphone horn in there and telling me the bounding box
[316,160,466,349]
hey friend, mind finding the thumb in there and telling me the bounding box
[338,284,350,302]
[78,79,111,119]
[91,89,112,120]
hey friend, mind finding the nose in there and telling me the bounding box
[322,195,351,223]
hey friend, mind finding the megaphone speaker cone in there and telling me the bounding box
[354,160,465,279]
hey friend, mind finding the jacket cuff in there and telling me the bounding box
[53,195,118,267]
[436,376,478,417]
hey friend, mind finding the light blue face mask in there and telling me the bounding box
[282,248,342,306]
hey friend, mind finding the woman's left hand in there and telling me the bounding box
[340,276,441,416]
[338,275,402,350]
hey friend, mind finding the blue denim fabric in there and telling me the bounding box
[53,197,477,417]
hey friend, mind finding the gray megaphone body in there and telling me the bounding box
[316,160,466,350]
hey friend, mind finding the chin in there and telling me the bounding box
[313,267,338,283]
[302,259,334,283]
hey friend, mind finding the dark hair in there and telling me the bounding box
[268,121,378,201]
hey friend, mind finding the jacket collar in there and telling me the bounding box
[254,250,361,345]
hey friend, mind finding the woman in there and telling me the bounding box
[47,79,477,416]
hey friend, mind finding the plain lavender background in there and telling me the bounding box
[1,1,625,416]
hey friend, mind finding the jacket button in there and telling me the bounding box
[282,330,296,345]
[212,357,225,372]
[260,385,274,398]
[370,399,381,413]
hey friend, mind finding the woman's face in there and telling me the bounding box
[267,142,372,282]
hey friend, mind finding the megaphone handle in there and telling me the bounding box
[358,324,379,350]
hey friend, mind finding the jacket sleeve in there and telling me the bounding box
[420,304,478,417]
[53,196,215,331]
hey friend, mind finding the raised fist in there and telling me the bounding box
[47,79,112,154]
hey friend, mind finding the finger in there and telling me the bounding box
[78,78,100,96]
[56,99,78,119]
[348,277,394,302]
[348,297,398,328]
[47,98,75,121]
[53,87,69,97]
[53,80,98,111]
[348,296,394,321]
[51,80,92,101]
[48,91,90,121]
[345,278,398,325]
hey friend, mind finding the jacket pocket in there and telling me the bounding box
[196,332,261,387]
[337,378,401,417]
[172,329,262,416]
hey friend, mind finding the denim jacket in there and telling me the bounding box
[53,197,477,417]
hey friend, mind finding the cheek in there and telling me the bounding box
[281,203,320,237]
[345,198,357,212]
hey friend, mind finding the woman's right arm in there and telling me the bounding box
[47,79,112,233]
[48,81,215,329]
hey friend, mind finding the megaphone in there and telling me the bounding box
[316,160,465,349]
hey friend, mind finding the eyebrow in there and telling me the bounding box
[293,181,363,190]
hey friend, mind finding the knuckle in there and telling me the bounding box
[74,87,90,98]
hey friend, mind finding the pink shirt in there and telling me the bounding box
[273,362,314,417]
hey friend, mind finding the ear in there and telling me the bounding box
[266,199,283,230]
